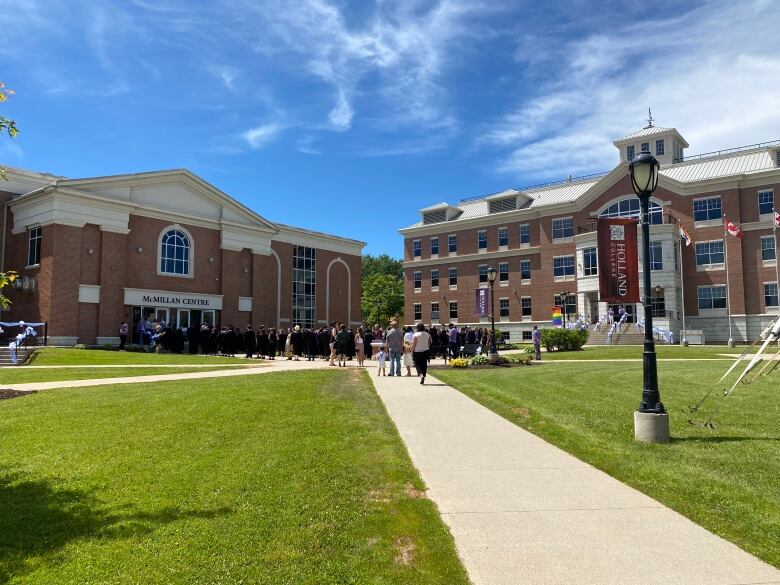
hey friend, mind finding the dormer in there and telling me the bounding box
[420,202,463,225]
[613,125,689,166]
[485,189,534,214]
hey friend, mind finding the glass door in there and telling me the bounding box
[203,310,215,327]
[156,308,169,327]
[178,309,190,329]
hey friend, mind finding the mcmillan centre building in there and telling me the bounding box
[400,125,780,343]
[0,167,363,345]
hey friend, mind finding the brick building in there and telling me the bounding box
[400,125,780,342]
[0,167,363,345]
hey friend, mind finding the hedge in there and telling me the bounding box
[540,328,589,352]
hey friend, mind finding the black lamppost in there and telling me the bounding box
[487,266,498,358]
[629,151,669,442]
[559,290,571,329]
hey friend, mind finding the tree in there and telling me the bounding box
[1,81,19,306]
[361,254,404,326]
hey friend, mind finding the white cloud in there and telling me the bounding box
[328,89,354,131]
[242,123,284,148]
[482,0,780,179]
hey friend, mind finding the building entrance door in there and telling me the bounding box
[609,303,635,323]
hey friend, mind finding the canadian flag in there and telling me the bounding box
[725,217,744,239]
[775,209,780,228]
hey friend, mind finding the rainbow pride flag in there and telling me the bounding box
[552,306,563,328]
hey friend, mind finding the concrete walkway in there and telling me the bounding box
[371,373,780,585]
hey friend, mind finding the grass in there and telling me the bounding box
[0,370,469,584]
[26,347,249,366]
[435,360,780,568]
[506,344,763,360]
[2,366,250,384]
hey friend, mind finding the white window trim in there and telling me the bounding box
[447,234,457,256]
[498,226,509,251]
[413,239,421,259]
[26,226,42,268]
[695,239,725,272]
[157,224,195,279]
[692,195,723,228]
[764,281,779,309]
[552,216,574,243]
[553,254,576,282]
[696,285,728,313]
[761,235,776,266]
[758,190,774,218]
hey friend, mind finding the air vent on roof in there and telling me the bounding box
[423,209,447,224]
[488,198,517,214]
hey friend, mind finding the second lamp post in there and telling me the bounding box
[487,266,498,358]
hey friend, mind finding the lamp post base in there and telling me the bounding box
[682,338,689,347]
[727,338,736,348]
[634,411,670,443]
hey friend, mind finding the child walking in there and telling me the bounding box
[376,349,386,376]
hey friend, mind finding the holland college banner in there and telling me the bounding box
[475,288,489,317]
[597,218,640,304]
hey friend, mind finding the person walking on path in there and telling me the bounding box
[411,323,432,384]
[447,323,459,359]
[532,325,542,361]
[335,324,350,367]
[355,327,366,366]
[385,321,403,376]
[118,321,129,351]
[403,326,414,376]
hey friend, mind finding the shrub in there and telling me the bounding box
[470,354,489,366]
[450,358,469,368]
[509,354,532,366]
[74,343,88,350]
[541,328,589,352]
[524,346,535,355]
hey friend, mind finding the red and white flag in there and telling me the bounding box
[725,217,744,239]
[774,209,780,228]
[679,224,693,247]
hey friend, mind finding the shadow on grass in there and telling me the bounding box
[0,470,231,584]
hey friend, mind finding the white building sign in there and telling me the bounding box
[123,288,223,310]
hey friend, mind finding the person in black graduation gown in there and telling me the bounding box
[268,329,277,359]
[188,325,199,354]
[306,327,317,361]
[225,327,237,356]
[364,329,373,359]
[277,328,287,358]
[291,325,303,360]
[244,325,256,358]
[346,328,355,360]
[199,324,210,354]
[257,327,269,359]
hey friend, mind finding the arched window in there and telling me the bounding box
[599,198,663,224]
[160,228,191,275]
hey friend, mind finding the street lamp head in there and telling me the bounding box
[487,266,498,283]
[560,291,569,302]
[629,151,660,196]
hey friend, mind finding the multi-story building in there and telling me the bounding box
[0,166,363,345]
[400,125,780,342]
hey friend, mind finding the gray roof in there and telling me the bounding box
[614,126,674,142]
[660,149,775,183]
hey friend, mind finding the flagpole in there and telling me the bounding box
[678,235,687,345]
[724,218,734,347]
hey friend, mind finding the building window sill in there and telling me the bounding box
[449,252,457,257]
[521,279,531,285]
[414,288,421,293]
[522,315,532,321]
[554,275,575,282]
[158,271,194,279]
[500,316,509,322]
[431,286,439,292]
[478,248,487,254]
[519,243,530,249]
[24,264,40,270]
[499,245,508,252]
[449,285,457,291]
[431,254,438,260]
[698,308,728,316]
[553,237,574,244]
[478,282,488,288]
[696,264,724,272]
[694,219,722,229]
[499,281,509,287]
[763,260,777,268]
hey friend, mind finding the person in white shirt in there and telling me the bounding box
[411,323,432,385]
[402,326,415,376]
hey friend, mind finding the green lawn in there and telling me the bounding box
[27,348,249,366]
[507,344,758,360]
[3,366,250,384]
[435,361,780,568]
[0,370,469,584]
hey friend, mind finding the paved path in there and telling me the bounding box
[370,372,780,585]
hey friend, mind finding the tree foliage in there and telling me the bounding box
[361,255,404,326]
[0,82,19,181]
[0,271,17,309]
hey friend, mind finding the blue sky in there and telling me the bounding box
[2,0,779,256]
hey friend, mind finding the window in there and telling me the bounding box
[522,330,533,341]
[651,293,665,318]
[554,293,576,315]
[520,259,531,281]
[552,217,574,240]
[583,247,597,276]
[698,285,727,310]
[448,267,457,287]
[413,303,422,321]
[553,255,575,278]
[695,240,724,267]
[693,197,722,222]
[600,198,662,224]
[521,297,532,317]
[498,227,508,247]
[519,224,530,245]
[765,282,779,308]
[499,298,510,318]
[655,139,664,156]
[292,246,316,327]
[649,241,663,271]
[761,236,776,261]
[758,190,774,216]
[431,269,440,288]
[448,234,457,253]
[449,301,458,319]
[499,262,509,283]
[627,145,635,160]
[27,227,42,267]
[640,142,649,152]
[160,228,191,275]
[431,237,439,256]
[478,264,488,284]
[413,271,422,290]
[431,302,440,321]
[413,239,421,258]
[423,210,446,224]
[478,230,488,250]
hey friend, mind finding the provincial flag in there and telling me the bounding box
[774,208,780,228]
[725,217,744,239]
[679,224,693,247]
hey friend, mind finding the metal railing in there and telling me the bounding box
[577,212,679,234]
[459,171,610,203]
[672,139,780,164]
